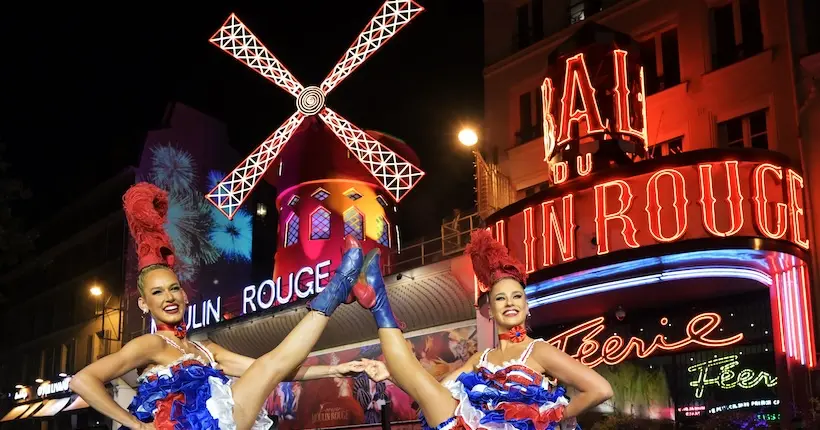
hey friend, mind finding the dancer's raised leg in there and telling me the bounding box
[230,236,364,430]
[358,249,457,427]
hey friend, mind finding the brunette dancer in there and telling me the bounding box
[70,183,369,430]
[358,230,613,429]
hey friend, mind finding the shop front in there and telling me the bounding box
[481,147,814,426]
[464,22,818,427]
[0,377,109,430]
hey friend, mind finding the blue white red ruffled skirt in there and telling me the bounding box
[128,358,273,430]
[420,371,575,430]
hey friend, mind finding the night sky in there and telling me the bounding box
[0,1,483,242]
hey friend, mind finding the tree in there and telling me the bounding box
[0,142,36,269]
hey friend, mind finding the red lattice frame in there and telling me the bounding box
[207,1,426,219]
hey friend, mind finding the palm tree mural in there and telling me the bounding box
[594,362,672,418]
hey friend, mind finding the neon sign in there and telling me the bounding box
[687,355,777,398]
[243,259,332,314]
[542,50,647,162]
[37,378,71,398]
[489,156,809,275]
[547,312,743,368]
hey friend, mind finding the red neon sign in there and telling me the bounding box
[547,312,743,369]
[542,50,647,162]
[493,158,809,272]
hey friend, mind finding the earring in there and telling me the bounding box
[142,309,148,315]
[527,311,531,317]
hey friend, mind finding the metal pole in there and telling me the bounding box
[380,401,391,430]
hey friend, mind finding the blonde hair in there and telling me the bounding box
[137,264,173,295]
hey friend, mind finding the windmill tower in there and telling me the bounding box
[208,1,425,302]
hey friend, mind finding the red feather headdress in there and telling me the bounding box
[123,182,176,271]
[465,229,526,300]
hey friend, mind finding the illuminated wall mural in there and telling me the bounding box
[124,104,255,336]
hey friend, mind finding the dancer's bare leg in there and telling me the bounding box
[230,237,363,430]
[378,327,457,426]
[359,250,457,427]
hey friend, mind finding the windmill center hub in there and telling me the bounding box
[297,86,326,116]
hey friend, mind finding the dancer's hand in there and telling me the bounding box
[335,360,367,376]
[361,358,391,382]
[136,422,156,430]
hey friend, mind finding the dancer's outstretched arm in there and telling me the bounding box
[228,239,363,430]
[202,341,367,380]
[530,342,612,418]
[69,335,166,430]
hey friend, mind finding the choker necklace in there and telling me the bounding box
[498,324,527,343]
[156,322,187,339]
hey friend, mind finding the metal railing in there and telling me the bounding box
[384,212,483,275]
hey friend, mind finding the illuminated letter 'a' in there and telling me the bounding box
[557,53,606,144]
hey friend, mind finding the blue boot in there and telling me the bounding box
[357,249,399,329]
[308,236,363,316]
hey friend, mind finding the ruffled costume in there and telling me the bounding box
[123,183,273,429]
[419,231,578,430]
[128,338,273,430]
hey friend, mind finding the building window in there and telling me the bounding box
[709,0,763,70]
[376,195,389,208]
[569,0,602,25]
[514,1,544,51]
[640,28,681,95]
[376,216,390,247]
[717,109,768,149]
[515,3,530,49]
[807,0,820,54]
[285,213,300,247]
[648,136,684,158]
[287,195,300,207]
[311,188,330,201]
[516,89,543,145]
[344,188,363,201]
[310,207,331,240]
[343,208,364,241]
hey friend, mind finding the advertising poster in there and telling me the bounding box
[266,324,477,429]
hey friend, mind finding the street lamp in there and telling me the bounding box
[458,127,479,147]
[88,283,122,342]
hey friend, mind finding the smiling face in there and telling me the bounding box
[489,278,528,329]
[137,266,187,326]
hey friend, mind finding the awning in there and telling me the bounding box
[33,397,72,417]
[207,258,476,357]
[62,395,89,411]
[1,404,30,422]
[17,402,42,419]
[0,394,89,422]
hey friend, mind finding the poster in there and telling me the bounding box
[265,324,477,429]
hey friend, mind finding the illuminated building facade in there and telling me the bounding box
[478,0,820,426]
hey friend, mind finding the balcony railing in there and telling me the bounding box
[384,211,483,275]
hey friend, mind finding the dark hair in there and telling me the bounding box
[137,264,173,295]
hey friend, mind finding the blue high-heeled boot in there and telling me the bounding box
[356,249,399,329]
[308,235,364,316]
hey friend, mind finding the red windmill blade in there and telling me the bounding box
[206,1,425,220]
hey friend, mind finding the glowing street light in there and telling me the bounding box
[90,285,103,297]
[458,128,478,147]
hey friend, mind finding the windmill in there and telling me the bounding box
[207,1,426,220]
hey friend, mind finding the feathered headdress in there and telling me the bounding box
[123,182,176,271]
[465,229,526,299]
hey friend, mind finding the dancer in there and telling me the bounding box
[356,230,613,429]
[69,182,369,430]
